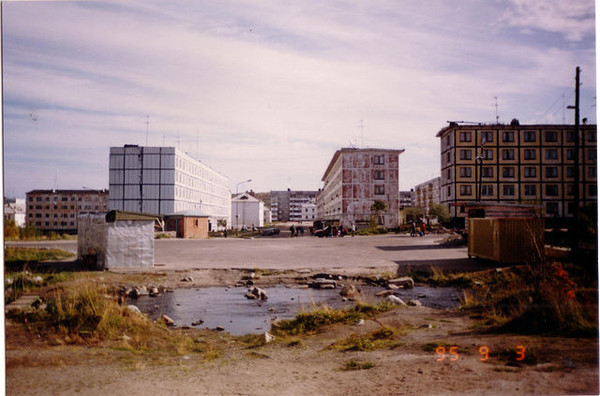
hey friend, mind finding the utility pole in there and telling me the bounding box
[573,67,581,257]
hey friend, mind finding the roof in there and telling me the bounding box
[26,189,108,195]
[164,210,210,218]
[232,193,261,202]
[105,210,161,223]
[321,147,405,182]
[436,122,597,138]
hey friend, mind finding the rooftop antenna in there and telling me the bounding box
[360,119,364,148]
[493,96,499,124]
[145,115,150,146]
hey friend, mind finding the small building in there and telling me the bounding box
[4,198,26,227]
[232,192,265,229]
[77,210,157,270]
[164,211,209,238]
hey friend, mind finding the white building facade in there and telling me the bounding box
[300,202,317,221]
[231,193,264,229]
[4,198,26,227]
[109,145,231,230]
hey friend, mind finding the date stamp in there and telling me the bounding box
[435,345,526,362]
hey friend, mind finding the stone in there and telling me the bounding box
[161,315,175,326]
[149,287,160,297]
[408,299,422,307]
[245,291,258,299]
[386,283,399,290]
[386,295,407,306]
[376,290,396,297]
[388,277,414,289]
[191,319,204,326]
[354,319,365,326]
[215,326,225,331]
[320,284,336,290]
[419,324,433,329]
[264,332,275,343]
[311,278,337,289]
[126,305,142,315]
[246,286,268,300]
[181,276,194,282]
[340,284,360,299]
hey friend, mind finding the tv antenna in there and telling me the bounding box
[145,115,150,146]
[493,96,499,124]
[359,119,364,148]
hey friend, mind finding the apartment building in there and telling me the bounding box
[270,190,317,222]
[317,148,404,229]
[413,176,441,215]
[25,189,109,233]
[4,198,26,227]
[109,145,231,230]
[437,122,597,222]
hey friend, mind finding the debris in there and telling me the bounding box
[387,277,414,289]
[161,314,175,326]
[264,332,275,343]
[386,295,407,306]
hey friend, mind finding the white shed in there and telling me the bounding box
[231,193,264,229]
[77,210,158,269]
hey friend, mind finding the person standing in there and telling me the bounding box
[351,223,356,237]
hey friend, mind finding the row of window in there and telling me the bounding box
[29,195,105,202]
[456,166,597,179]
[28,205,102,211]
[30,221,75,227]
[456,130,597,144]
[454,148,597,161]
[456,184,597,197]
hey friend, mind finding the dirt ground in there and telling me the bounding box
[5,234,600,395]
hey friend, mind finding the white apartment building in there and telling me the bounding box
[4,198,26,227]
[109,145,231,230]
[300,202,317,221]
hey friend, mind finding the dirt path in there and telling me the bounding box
[6,304,598,396]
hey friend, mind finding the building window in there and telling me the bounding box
[460,150,472,160]
[502,184,515,196]
[374,185,385,195]
[374,170,385,180]
[502,167,515,178]
[446,135,450,145]
[459,185,472,196]
[588,150,597,161]
[545,167,558,178]
[502,131,514,142]
[481,131,493,143]
[588,131,597,142]
[589,167,597,178]
[459,167,472,178]
[545,149,558,160]
[546,202,559,215]
[482,149,493,160]
[545,131,558,142]
[459,132,472,142]
[566,167,575,178]
[566,131,575,142]
[545,185,559,196]
[567,185,574,196]
[524,149,536,160]
[502,149,515,160]
[523,131,536,142]
[524,167,536,178]
[524,185,537,196]
[446,152,451,163]
[373,155,384,165]
[482,167,493,178]
[481,185,494,196]
[566,148,575,160]
[589,184,597,197]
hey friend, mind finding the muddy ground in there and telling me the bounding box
[5,234,599,395]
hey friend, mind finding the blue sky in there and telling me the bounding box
[2,0,596,198]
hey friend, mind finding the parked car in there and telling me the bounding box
[261,227,280,236]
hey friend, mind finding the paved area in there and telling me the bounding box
[7,234,505,275]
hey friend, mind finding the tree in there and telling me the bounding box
[429,203,451,223]
[217,219,227,231]
[4,219,19,240]
[370,200,388,228]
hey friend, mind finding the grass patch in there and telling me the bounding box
[5,247,74,269]
[342,359,375,371]
[271,301,395,336]
[328,326,404,351]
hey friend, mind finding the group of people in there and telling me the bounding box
[290,222,357,238]
[288,224,305,237]
[409,220,427,237]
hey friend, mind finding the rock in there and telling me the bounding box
[386,295,407,306]
[149,287,160,297]
[264,332,275,343]
[419,323,433,329]
[354,319,365,326]
[161,315,175,326]
[246,286,268,300]
[386,283,399,290]
[408,299,422,307]
[191,319,204,326]
[340,284,361,299]
[376,290,396,297]
[215,326,225,331]
[235,281,246,287]
[388,277,414,289]
[29,275,44,284]
[311,278,337,289]
[126,305,142,315]
[181,276,194,282]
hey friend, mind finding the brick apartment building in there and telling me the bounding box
[317,148,405,229]
[25,189,109,234]
[436,122,597,224]
[413,176,441,216]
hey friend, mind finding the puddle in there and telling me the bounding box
[129,285,461,335]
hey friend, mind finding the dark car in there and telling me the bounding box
[261,227,281,236]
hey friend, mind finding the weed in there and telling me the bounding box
[342,360,375,371]
[328,326,403,351]
[271,302,394,336]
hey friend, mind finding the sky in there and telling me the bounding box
[2,0,596,198]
